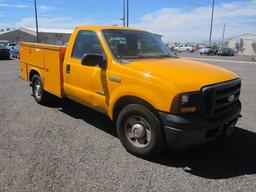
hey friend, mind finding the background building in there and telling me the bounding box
[228,33,256,56]
[0,27,72,45]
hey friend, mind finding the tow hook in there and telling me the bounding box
[224,117,239,137]
[224,123,236,136]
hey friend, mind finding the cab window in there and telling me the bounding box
[72,30,103,59]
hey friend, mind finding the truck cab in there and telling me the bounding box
[19,26,241,157]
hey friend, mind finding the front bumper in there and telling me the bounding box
[159,105,241,149]
[0,52,10,58]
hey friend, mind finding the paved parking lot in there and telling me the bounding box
[0,58,256,192]
[177,52,254,63]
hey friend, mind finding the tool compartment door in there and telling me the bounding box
[44,48,64,98]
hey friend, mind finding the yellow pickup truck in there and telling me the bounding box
[19,26,241,157]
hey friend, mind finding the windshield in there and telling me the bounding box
[102,29,175,59]
[220,48,229,51]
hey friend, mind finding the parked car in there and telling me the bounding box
[11,44,20,58]
[7,42,18,49]
[174,44,194,52]
[19,26,241,157]
[0,43,10,59]
[218,48,234,56]
[199,45,219,55]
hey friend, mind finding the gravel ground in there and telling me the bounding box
[0,58,256,192]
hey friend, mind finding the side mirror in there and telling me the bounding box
[81,54,106,68]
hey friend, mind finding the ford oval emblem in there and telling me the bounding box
[228,94,235,102]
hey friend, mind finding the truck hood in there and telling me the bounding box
[125,58,238,92]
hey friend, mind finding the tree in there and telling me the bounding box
[240,38,244,54]
[252,41,256,54]
[235,41,240,53]
[252,41,256,61]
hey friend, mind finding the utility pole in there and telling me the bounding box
[122,0,126,27]
[222,24,226,46]
[209,0,215,45]
[126,0,129,27]
[34,0,39,43]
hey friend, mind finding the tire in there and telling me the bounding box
[31,74,52,104]
[186,49,190,53]
[116,104,166,157]
[6,54,11,60]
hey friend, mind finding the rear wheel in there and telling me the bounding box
[186,49,190,53]
[116,104,166,157]
[32,74,52,104]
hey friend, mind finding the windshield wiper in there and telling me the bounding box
[118,54,175,59]
[118,55,155,59]
[157,55,173,58]
[150,54,177,58]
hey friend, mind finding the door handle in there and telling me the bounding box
[66,64,71,73]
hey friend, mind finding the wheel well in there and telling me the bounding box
[112,96,159,122]
[29,70,39,82]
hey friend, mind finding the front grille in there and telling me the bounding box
[201,78,241,119]
[0,49,9,53]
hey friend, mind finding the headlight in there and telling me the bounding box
[170,92,201,114]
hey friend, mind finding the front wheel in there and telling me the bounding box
[116,104,166,157]
[32,74,52,104]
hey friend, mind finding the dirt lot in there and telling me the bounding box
[0,58,256,192]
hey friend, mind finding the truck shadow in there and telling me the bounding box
[50,98,117,137]
[48,99,256,180]
[149,127,256,179]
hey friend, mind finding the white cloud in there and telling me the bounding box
[39,5,52,12]
[136,1,256,42]
[0,3,27,8]
[15,17,92,29]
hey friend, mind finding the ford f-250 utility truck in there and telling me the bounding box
[19,26,241,157]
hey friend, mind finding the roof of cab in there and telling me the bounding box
[74,25,145,32]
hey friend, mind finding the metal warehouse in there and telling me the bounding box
[0,27,72,45]
[228,33,256,56]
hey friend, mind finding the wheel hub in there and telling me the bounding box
[124,115,151,148]
[34,80,41,98]
[132,124,146,139]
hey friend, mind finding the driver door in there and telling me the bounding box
[63,30,108,113]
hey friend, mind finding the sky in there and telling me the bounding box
[0,0,256,42]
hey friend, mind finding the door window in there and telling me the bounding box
[72,30,103,59]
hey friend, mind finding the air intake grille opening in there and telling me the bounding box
[202,79,241,120]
